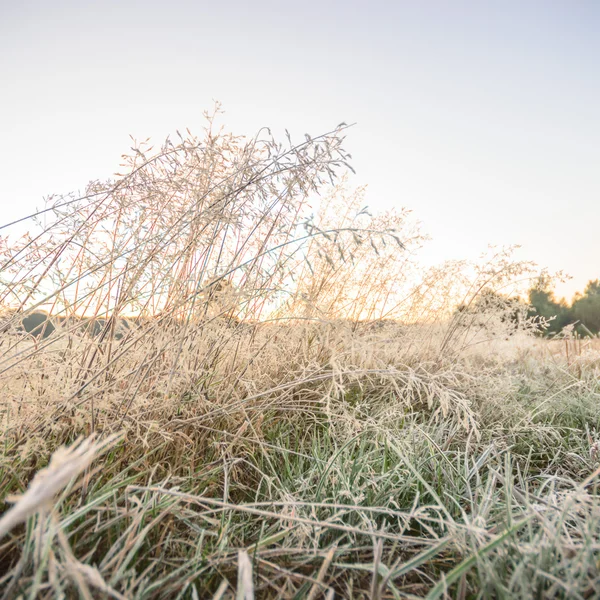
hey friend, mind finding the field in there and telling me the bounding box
[1,122,600,599]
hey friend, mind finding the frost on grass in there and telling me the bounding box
[0,433,121,539]
[2,115,595,598]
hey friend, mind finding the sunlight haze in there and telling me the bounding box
[1,0,598,301]
[4,5,600,593]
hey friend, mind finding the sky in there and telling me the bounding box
[1,0,598,301]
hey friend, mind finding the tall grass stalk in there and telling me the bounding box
[1,114,599,598]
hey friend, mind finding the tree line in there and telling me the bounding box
[528,277,600,337]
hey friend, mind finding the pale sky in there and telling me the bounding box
[1,0,598,301]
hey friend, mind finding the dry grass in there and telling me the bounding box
[1,114,600,598]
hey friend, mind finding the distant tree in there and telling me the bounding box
[527,277,573,336]
[21,312,56,338]
[572,279,600,335]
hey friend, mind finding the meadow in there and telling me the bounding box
[1,119,599,599]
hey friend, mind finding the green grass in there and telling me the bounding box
[1,119,599,598]
[2,360,600,599]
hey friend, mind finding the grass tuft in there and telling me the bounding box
[1,115,599,598]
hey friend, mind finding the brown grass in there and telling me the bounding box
[2,114,598,599]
